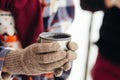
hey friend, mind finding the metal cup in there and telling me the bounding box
[38,32,71,50]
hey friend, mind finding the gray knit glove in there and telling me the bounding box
[3,42,78,76]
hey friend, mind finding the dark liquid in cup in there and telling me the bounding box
[47,34,70,39]
[39,32,71,41]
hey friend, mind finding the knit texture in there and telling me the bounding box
[3,42,78,76]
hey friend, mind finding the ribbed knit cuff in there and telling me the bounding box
[4,50,27,74]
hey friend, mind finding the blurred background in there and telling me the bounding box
[0,0,104,80]
[66,0,104,80]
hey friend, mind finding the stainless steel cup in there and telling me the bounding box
[38,32,71,80]
[38,32,71,50]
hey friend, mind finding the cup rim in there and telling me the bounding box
[39,32,71,41]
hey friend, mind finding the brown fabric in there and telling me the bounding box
[67,42,78,51]
[63,62,72,71]
[54,68,63,77]
[3,42,78,76]
[66,50,77,61]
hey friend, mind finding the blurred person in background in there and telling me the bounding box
[41,0,75,80]
[0,0,78,80]
[80,0,120,80]
[42,0,75,33]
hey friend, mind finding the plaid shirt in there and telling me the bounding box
[0,46,10,80]
[43,0,75,32]
[42,0,75,80]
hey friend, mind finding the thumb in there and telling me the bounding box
[67,42,78,51]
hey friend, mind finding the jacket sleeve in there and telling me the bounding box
[80,0,107,12]
[0,47,11,80]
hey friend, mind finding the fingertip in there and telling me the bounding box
[66,51,77,61]
[63,62,72,71]
[54,68,63,77]
[67,42,78,51]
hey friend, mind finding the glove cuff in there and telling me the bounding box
[3,50,27,74]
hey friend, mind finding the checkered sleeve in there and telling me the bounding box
[0,46,10,79]
[47,0,75,33]
[51,0,75,25]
